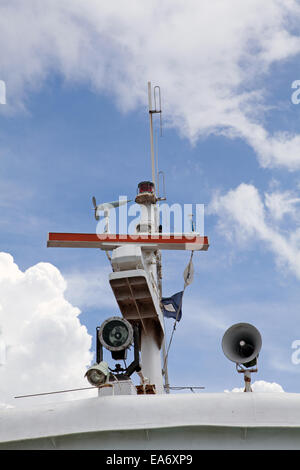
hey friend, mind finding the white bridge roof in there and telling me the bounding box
[1,392,300,445]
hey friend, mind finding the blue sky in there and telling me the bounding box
[2,1,300,402]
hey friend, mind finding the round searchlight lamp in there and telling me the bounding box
[85,361,110,387]
[98,317,134,352]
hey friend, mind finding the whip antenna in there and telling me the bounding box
[148,82,162,193]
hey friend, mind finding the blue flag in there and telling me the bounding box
[161,291,184,321]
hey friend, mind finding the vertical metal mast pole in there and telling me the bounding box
[148,81,156,192]
[147,82,170,393]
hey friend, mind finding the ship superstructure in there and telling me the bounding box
[1,83,300,451]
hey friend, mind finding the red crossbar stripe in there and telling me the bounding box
[48,233,209,245]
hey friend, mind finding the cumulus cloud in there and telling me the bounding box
[0,252,94,407]
[210,183,300,280]
[225,380,285,393]
[1,0,300,168]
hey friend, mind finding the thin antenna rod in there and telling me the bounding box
[155,128,159,197]
[14,386,97,399]
[148,81,156,192]
[154,86,163,137]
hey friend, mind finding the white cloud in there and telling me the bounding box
[225,380,285,393]
[1,1,300,168]
[265,190,300,221]
[245,129,300,171]
[63,267,116,310]
[0,80,5,105]
[0,252,95,407]
[210,183,300,280]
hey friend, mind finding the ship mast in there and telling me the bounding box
[147,81,170,392]
[47,83,209,395]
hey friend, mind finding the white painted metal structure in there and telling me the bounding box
[108,188,165,393]
[2,393,300,449]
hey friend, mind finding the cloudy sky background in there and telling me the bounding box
[1,0,300,406]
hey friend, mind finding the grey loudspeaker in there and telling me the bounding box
[222,322,262,367]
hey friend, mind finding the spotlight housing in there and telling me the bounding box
[98,317,133,359]
[84,361,110,387]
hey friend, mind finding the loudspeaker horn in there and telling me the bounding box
[222,322,262,367]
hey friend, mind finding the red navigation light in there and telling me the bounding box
[138,181,154,194]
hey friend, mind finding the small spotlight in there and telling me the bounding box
[85,361,110,387]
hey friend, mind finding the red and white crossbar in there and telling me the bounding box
[47,233,209,251]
